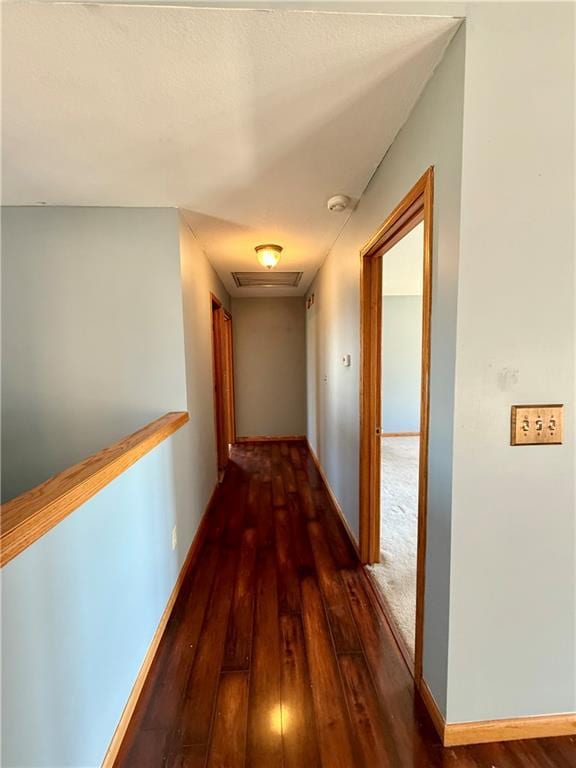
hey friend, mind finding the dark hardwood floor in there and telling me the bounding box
[115,441,575,768]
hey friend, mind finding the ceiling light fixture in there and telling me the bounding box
[255,243,282,269]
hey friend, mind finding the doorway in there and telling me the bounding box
[359,167,433,683]
[211,293,236,474]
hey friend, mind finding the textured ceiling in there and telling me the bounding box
[3,4,459,295]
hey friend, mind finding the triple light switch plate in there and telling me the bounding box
[510,404,563,446]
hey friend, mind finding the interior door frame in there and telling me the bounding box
[359,166,434,683]
[221,310,236,447]
[211,293,236,473]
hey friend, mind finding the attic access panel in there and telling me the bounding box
[232,271,303,288]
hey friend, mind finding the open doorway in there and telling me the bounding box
[374,222,424,665]
[359,168,433,683]
[211,293,236,475]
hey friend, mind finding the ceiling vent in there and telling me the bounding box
[232,271,303,288]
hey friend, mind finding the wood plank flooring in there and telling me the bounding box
[115,442,575,768]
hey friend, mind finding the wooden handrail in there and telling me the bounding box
[0,411,189,568]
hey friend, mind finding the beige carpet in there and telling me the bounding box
[368,436,419,659]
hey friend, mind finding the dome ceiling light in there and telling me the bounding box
[255,243,282,269]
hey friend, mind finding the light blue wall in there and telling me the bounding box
[232,297,307,437]
[1,431,193,767]
[305,27,465,714]
[1,207,187,502]
[1,209,230,766]
[381,295,422,432]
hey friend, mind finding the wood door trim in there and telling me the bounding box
[210,295,225,471]
[359,254,382,561]
[211,294,235,472]
[359,166,434,686]
[0,412,189,568]
[360,170,430,258]
[222,310,236,445]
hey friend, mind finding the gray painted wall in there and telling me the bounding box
[381,296,422,433]
[232,297,306,437]
[1,207,186,500]
[306,23,466,714]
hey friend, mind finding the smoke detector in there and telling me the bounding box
[327,194,350,213]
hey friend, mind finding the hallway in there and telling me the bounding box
[114,442,574,768]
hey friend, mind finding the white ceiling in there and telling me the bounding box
[2,4,459,296]
[383,221,424,296]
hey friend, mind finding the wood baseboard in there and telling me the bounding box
[235,435,306,443]
[418,679,576,746]
[444,712,576,746]
[380,431,420,437]
[306,439,360,558]
[101,483,218,767]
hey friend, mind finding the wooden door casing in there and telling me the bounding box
[359,167,434,685]
[211,295,236,472]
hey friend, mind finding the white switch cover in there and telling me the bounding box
[172,526,177,550]
[342,354,351,367]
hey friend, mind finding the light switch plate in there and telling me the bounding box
[511,404,563,445]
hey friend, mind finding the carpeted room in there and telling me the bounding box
[369,222,424,660]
